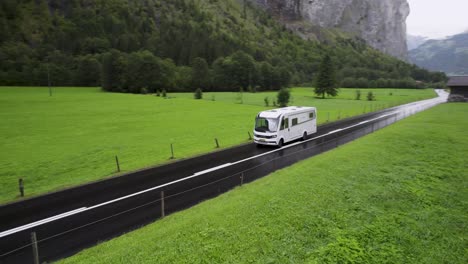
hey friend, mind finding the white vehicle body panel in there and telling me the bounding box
[254,106,317,146]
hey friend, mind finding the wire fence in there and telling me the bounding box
[0,97,443,263]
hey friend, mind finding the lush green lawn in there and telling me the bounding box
[0,87,435,203]
[0,87,265,203]
[61,103,467,264]
[173,87,436,121]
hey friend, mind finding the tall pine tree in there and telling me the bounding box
[191,57,210,90]
[314,54,338,99]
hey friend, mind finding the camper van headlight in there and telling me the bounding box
[271,135,277,138]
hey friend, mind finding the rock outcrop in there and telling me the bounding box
[251,0,410,59]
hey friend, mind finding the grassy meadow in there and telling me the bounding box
[61,103,468,264]
[173,87,436,120]
[0,87,435,203]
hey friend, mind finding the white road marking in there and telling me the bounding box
[193,163,232,176]
[0,94,446,238]
[0,208,87,238]
[327,128,343,134]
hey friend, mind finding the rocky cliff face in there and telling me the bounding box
[251,0,410,59]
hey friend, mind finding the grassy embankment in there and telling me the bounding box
[0,87,435,203]
[61,103,467,263]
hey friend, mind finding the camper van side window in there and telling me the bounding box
[280,118,285,130]
[309,112,314,119]
[292,118,298,126]
[285,118,289,128]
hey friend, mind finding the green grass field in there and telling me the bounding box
[60,103,468,264]
[173,87,436,120]
[0,87,435,203]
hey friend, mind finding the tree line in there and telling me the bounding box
[100,49,291,93]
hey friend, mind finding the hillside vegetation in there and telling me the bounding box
[0,0,446,91]
[61,103,467,263]
[0,87,435,203]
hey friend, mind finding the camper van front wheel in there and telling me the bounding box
[278,139,284,147]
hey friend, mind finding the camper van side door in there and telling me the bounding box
[280,117,290,142]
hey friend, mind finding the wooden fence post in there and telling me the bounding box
[115,155,120,172]
[160,191,165,218]
[170,143,175,159]
[31,232,39,264]
[19,178,24,197]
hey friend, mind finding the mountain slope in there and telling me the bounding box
[250,0,410,59]
[409,33,468,75]
[407,34,428,51]
[0,0,442,90]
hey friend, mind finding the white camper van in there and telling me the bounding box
[254,106,317,147]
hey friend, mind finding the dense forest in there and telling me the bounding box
[0,0,447,92]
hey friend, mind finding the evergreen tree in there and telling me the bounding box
[314,54,338,99]
[230,51,256,90]
[259,62,273,90]
[194,88,203,99]
[75,55,101,86]
[191,57,210,90]
[101,49,125,92]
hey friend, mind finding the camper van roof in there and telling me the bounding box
[258,106,315,118]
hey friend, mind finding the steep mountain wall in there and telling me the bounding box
[251,0,410,59]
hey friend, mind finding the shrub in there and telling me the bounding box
[277,88,290,107]
[355,90,361,100]
[156,90,160,97]
[367,91,375,101]
[162,89,167,98]
[194,88,203,99]
[264,96,269,107]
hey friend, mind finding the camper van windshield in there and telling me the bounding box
[255,117,279,132]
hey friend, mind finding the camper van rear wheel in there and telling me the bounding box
[302,132,307,141]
